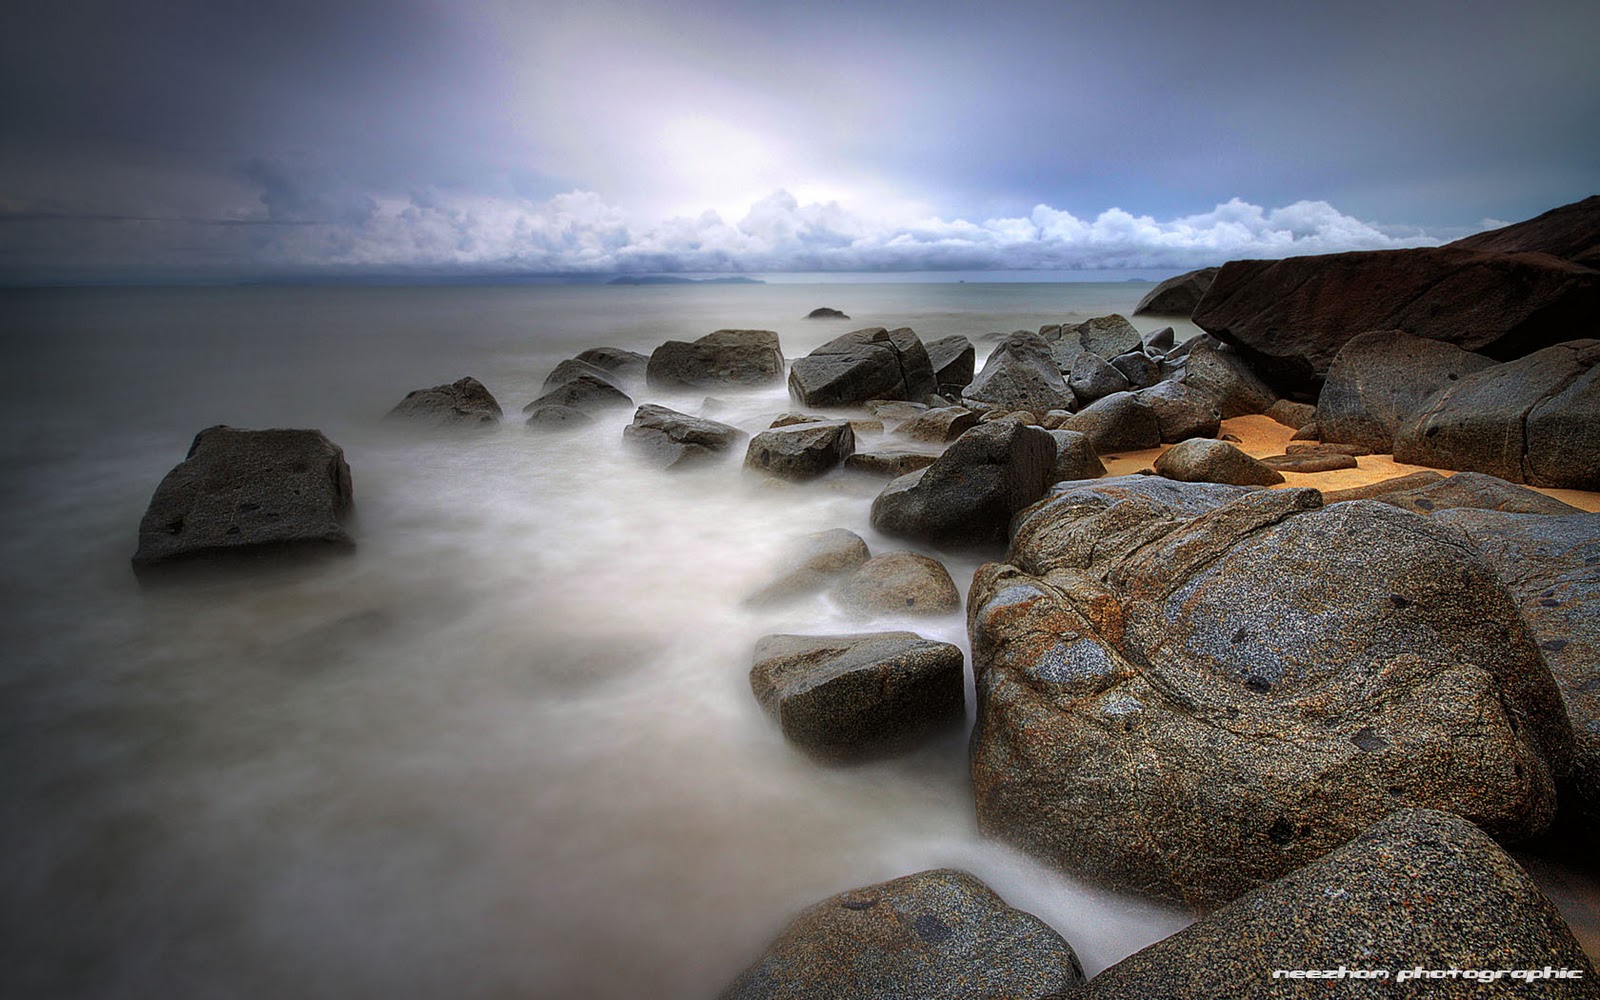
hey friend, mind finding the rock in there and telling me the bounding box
[1133,381,1221,443]
[720,869,1084,1000]
[646,330,785,389]
[864,400,928,421]
[845,450,941,478]
[1319,470,1445,503]
[1284,441,1370,457]
[524,405,594,431]
[1192,245,1600,396]
[1108,351,1160,390]
[870,420,1058,547]
[623,404,747,469]
[1039,408,1072,430]
[385,376,502,428]
[745,421,855,481]
[1132,266,1221,317]
[523,372,633,414]
[1046,430,1106,483]
[1059,392,1161,453]
[573,346,649,382]
[1084,810,1597,999]
[745,529,871,607]
[769,412,822,428]
[1263,398,1317,430]
[1180,338,1277,417]
[1394,340,1600,489]
[132,427,355,571]
[788,327,937,408]
[749,632,964,759]
[1144,326,1175,352]
[1430,509,1600,837]
[1316,330,1498,452]
[1260,452,1359,473]
[1067,352,1130,406]
[540,358,615,392]
[964,333,1077,415]
[896,406,979,443]
[1290,422,1319,440]
[1447,194,1600,268]
[1065,314,1142,360]
[848,418,884,435]
[805,307,850,319]
[832,552,962,616]
[1372,471,1585,517]
[971,484,1573,906]
[924,335,977,397]
[1154,438,1284,486]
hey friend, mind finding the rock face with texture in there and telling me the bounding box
[745,421,855,480]
[845,450,940,478]
[924,335,976,398]
[1067,352,1129,406]
[896,406,978,444]
[1046,430,1106,484]
[1263,398,1317,430]
[746,529,871,606]
[647,330,785,389]
[573,347,648,382]
[1192,241,1600,395]
[1371,471,1584,517]
[1065,314,1143,360]
[1394,340,1600,490]
[1133,266,1220,316]
[970,479,1574,906]
[788,327,937,408]
[721,869,1085,1000]
[623,404,746,469]
[1059,392,1160,453]
[386,376,503,428]
[1317,330,1497,452]
[1108,351,1160,390]
[749,633,965,759]
[1134,381,1221,443]
[1180,338,1277,417]
[963,333,1077,415]
[871,419,1057,547]
[1154,438,1283,486]
[133,427,355,570]
[523,372,633,415]
[833,552,961,616]
[1085,810,1598,999]
[1447,194,1600,267]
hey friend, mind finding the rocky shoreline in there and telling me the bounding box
[131,197,1600,996]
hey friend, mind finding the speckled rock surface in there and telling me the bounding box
[1085,810,1599,999]
[385,376,502,428]
[1133,380,1221,443]
[964,333,1078,416]
[1316,330,1496,452]
[646,329,785,389]
[1264,398,1318,430]
[1371,471,1584,516]
[721,869,1085,1000]
[833,552,961,617]
[1067,352,1129,406]
[1180,338,1278,417]
[1319,470,1444,503]
[970,481,1574,906]
[1065,314,1143,361]
[622,404,746,469]
[1260,451,1359,473]
[1154,438,1284,486]
[844,450,940,478]
[897,406,979,443]
[1045,430,1106,484]
[1059,392,1161,453]
[745,421,855,480]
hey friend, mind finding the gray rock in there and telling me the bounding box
[1154,438,1284,486]
[864,400,929,421]
[1394,340,1600,489]
[623,404,747,469]
[870,419,1058,547]
[1317,330,1497,452]
[523,405,594,431]
[1065,314,1142,360]
[721,869,1084,1000]
[1263,398,1318,430]
[540,358,615,392]
[1109,351,1160,390]
[788,327,937,408]
[385,376,502,428]
[964,333,1077,415]
[1085,810,1598,999]
[745,421,855,481]
[896,406,979,443]
[806,307,850,319]
[132,427,355,571]
[1373,470,1585,517]
[972,484,1574,906]
[833,552,961,616]
[1134,381,1221,443]
[924,335,977,397]
[1067,352,1130,406]
[1180,338,1277,417]
[1060,392,1161,453]
[845,450,941,478]
[1144,326,1175,352]
[1046,430,1106,484]
[745,529,871,606]
[522,372,633,414]
[1132,266,1220,317]
[646,330,785,390]
[749,632,964,759]
[573,346,648,382]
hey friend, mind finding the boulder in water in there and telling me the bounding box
[744,421,855,480]
[833,552,961,617]
[646,330,785,389]
[386,376,502,428]
[805,307,850,319]
[1133,381,1221,443]
[623,404,747,469]
[787,327,937,408]
[523,372,633,415]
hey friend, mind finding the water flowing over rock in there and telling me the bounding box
[1316,330,1497,452]
[1154,438,1284,486]
[1132,266,1220,317]
[970,480,1574,906]
[646,330,785,389]
[924,335,976,398]
[133,426,355,571]
[787,327,937,408]
[540,358,615,392]
[744,421,855,480]
[720,869,1084,1000]
[1084,810,1597,999]
[746,529,871,606]
[385,376,502,428]
[572,346,649,383]
[963,333,1076,415]
[523,405,593,432]
[622,404,746,469]
[748,632,965,760]
[832,552,961,616]
[844,450,940,478]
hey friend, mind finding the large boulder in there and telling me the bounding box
[622,404,747,469]
[1371,470,1584,517]
[1447,194,1600,268]
[787,327,936,408]
[132,427,355,571]
[573,346,649,383]
[1192,245,1600,395]
[385,376,502,428]
[1065,314,1142,360]
[646,330,785,390]
[1059,392,1161,453]
[832,552,961,617]
[745,421,855,481]
[870,419,1057,547]
[963,333,1076,415]
[970,481,1574,906]
[540,358,614,392]
[1134,381,1221,443]
[1067,352,1129,406]
[522,372,633,415]
[1085,810,1597,999]
[1154,438,1283,486]
[1394,340,1600,489]
[1108,351,1160,390]
[721,869,1084,1000]
[924,335,976,398]
[1317,330,1497,452]
[1046,430,1106,483]
[1133,266,1220,317]
[1179,338,1277,417]
[749,632,964,759]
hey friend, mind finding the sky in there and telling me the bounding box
[0,0,1596,284]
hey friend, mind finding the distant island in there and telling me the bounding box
[606,275,766,286]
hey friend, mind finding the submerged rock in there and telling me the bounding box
[385,376,502,428]
[622,404,746,469]
[745,421,855,480]
[646,330,785,389]
[1132,266,1220,317]
[788,327,937,408]
[833,552,961,617]
[573,346,649,382]
[1154,438,1284,486]
[745,529,871,607]
[844,450,941,478]
[523,405,593,432]
[523,372,633,415]
[805,307,850,319]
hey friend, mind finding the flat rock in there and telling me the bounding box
[1284,441,1370,457]
[1155,438,1284,486]
[864,400,928,421]
[646,330,785,389]
[745,421,855,481]
[623,404,747,469]
[1319,470,1445,503]
[1260,452,1359,473]
[1059,391,1161,453]
[385,376,502,428]
[964,333,1077,415]
[522,372,633,414]
[845,450,941,478]
[896,406,978,443]
[1317,329,1497,452]
[833,552,961,617]
[1134,381,1221,443]
[1046,429,1106,484]
[1132,266,1220,317]
[788,327,937,408]
[1373,470,1584,517]
[924,335,976,398]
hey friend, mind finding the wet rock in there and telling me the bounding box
[623,404,747,469]
[749,632,964,759]
[964,333,1077,416]
[865,400,929,421]
[523,372,633,414]
[746,529,872,607]
[386,376,502,428]
[745,421,855,481]
[573,346,649,383]
[721,869,1084,1000]
[788,327,937,408]
[845,450,941,478]
[1260,452,1359,473]
[1373,471,1584,517]
[1085,810,1597,999]
[972,484,1573,906]
[1394,340,1600,489]
[833,552,961,616]
[1108,351,1160,390]
[1317,330,1497,452]
[896,406,979,444]
[1133,381,1221,443]
[1065,314,1142,360]
[132,427,355,571]
[1047,430,1106,484]
[540,358,615,392]
[1132,266,1220,317]
[925,335,977,398]
[1180,338,1277,417]
[646,330,785,390]
[1059,392,1161,453]
[870,419,1058,547]
[1067,352,1130,406]
[806,307,850,319]
[524,405,594,432]
[1263,398,1317,430]
[1154,438,1284,486]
